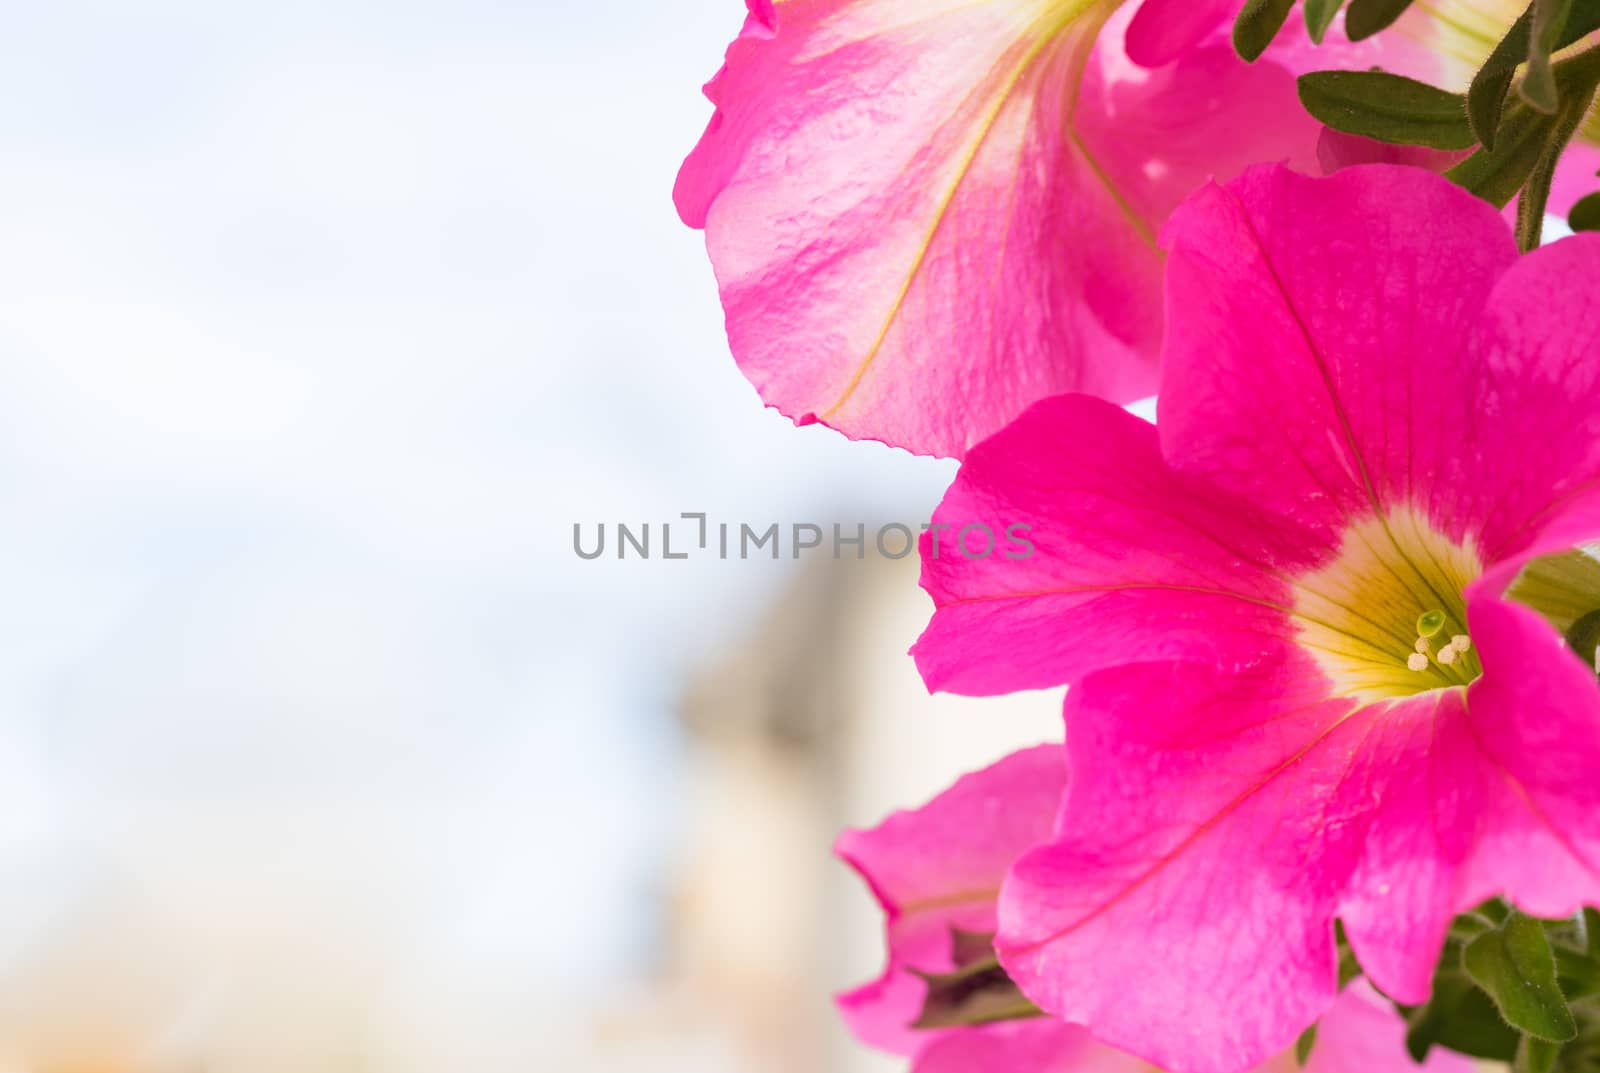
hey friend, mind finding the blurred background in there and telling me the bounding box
[0,2,1063,1068]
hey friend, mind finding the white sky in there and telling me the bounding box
[0,0,961,1045]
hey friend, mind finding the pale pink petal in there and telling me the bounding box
[1076,40,1323,227]
[913,1020,1134,1073]
[677,0,1356,457]
[1303,982,1474,1073]
[675,0,1162,458]
[913,393,1318,696]
[1122,0,1232,68]
[1550,140,1600,217]
[837,744,1065,1053]
[839,919,954,1056]
[1262,7,1446,83]
[1314,127,1469,174]
[1157,164,1518,543]
[908,981,1468,1073]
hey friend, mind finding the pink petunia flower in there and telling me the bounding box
[675,0,1425,459]
[839,746,1476,1073]
[911,162,1600,1073]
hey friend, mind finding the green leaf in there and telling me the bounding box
[1304,0,1349,42]
[1515,1036,1562,1073]
[1553,942,1600,999]
[1403,968,1522,1062]
[1524,0,1577,112]
[1449,912,1499,942]
[1448,104,1560,207]
[1586,907,1600,955]
[1345,0,1415,40]
[1334,921,1364,988]
[1470,4,1600,148]
[1298,71,1476,148]
[1234,0,1296,61]
[1561,607,1600,658]
[1294,1024,1318,1066]
[1470,12,1533,149]
[1465,13,1529,148]
[1462,912,1579,1043]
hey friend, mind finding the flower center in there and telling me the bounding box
[1293,508,1484,702]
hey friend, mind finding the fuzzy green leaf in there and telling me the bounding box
[1305,0,1349,41]
[1234,0,1297,61]
[1524,0,1577,112]
[1298,71,1475,148]
[1294,1024,1318,1066]
[1345,0,1415,40]
[1462,913,1578,1043]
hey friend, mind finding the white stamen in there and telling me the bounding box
[1407,652,1429,671]
[1414,637,1431,653]
[1450,634,1471,652]
[1438,646,1458,666]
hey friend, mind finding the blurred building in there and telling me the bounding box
[636,548,1063,1073]
[0,546,1056,1073]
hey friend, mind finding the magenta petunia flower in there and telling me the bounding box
[675,0,1424,458]
[911,162,1600,1073]
[836,745,1067,1058]
[839,745,1475,1073]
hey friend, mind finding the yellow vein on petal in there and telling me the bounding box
[899,887,1002,916]
[819,0,1116,421]
[1060,1,1158,251]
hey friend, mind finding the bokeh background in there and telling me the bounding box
[0,2,1063,1068]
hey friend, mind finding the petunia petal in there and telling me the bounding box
[1454,595,1600,918]
[994,598,1600,1072]
[914,393,1317,696]
[836,744,1065,1052]
[997,650,1368,1073]
[1075,38,1324,228]
[677,0,1354,457]
[675,0,1159,458]
[1302,982,1474,1073]
[913,1019,1128,1073]
[908,980,1472,1073]
[1445,233,1600,579]
[1313,127,1469,174]
[1157,164,1518,544]
[1551,140,1600,218]
[1122,0,1232,68]
[1340,596,1600,999]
